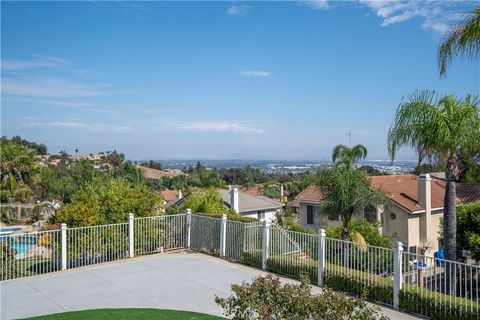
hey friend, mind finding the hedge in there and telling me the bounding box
[193,212,258,223]
[258,253,478,319]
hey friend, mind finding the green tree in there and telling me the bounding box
[332,144,368,170]
[182,188,231,214]
[0,139,37,203]
[318,167,386,241]
[53,178,163,227]
[438,5,480,76]
[388,90,480,263]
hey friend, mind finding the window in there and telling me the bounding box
[409,246,417,255]
[307,205,320,225]
[328,211,339,221]
[364,205,377,223]
[390,213,397,220]
[257,211,265,220]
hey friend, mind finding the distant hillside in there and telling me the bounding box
[137,165,182,179]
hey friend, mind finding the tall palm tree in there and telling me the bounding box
[388,90,480,263]
[332,144,368,170]
[438,5,480,76]
[318,167,386,241]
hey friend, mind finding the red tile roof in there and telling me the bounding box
[293,185,324,204]
[294,174,480,214]
[160,190,179,202]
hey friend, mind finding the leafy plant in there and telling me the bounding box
[215,274,389,320]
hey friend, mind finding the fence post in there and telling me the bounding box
[128,213,134,258]
[393,241,403,310]
[262,220,270,271]
[317,228,326,287]
[61,223,67,270]
[186,209,192,250]
[219,214,227,258]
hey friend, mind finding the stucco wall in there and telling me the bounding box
[298,202,341,230]
[242,209,278,222]
[380,205,409,248]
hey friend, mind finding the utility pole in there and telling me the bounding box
[348,132,352,147]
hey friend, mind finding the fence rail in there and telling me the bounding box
[1,211,479,319]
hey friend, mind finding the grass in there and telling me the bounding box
[23,308,224,320]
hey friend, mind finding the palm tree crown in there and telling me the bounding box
[438,5,480,76]
[388,90,480,262]
[332,144,368,170]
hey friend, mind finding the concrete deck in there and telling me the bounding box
[1,252,419,320]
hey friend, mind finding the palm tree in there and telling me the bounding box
[0,139,36,203]
[388,90,480,263]
[438,5,480,76]
[318,167,386,241]
[332,144,368,170]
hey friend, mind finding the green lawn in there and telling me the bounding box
[23,308,224,320]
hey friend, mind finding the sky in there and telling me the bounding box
[1,1,479,161]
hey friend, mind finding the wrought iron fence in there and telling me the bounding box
[190,214,220,256]
[224,220,262,267]
[134,214,186,255]
[0,229,62,281]
[66,223,129,269]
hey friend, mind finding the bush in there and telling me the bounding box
[215,274,389,320]
[1,241,19,281]
[399,286,479,320]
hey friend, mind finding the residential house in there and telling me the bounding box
[295,174,480,257]
[160,190,183,210]
[219,187,284,222]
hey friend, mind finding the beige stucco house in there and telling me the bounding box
[295,173,480,257]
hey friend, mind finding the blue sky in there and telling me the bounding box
[1,1,478,160]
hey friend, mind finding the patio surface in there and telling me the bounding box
[0,252,419,320]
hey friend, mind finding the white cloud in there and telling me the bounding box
[239,70,272,77]
[176,122,264,134]
[300,0,331,10]
[226,5,251,16]
[2,76,107,97]
[1,54,68,70]
[28,121,130,133]
[358,0,467,34]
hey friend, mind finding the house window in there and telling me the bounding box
[390,213,397,220]
[364,205,377,223]
[328,211,339,221]
[307,205,320,225]
[257,211,265,220]
[409,246,417,255]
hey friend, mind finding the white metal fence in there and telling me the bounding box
[0,229,62,281]
[1,211,479,319]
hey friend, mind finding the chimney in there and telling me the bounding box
[228,185,232,191]
[280,184,284,200]
[178,190,182,200]
[418,173,432,251]
[230,188,239,213]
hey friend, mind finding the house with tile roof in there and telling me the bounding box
[294,173,480,257]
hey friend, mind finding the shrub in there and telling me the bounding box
[0,241,19,280]
[215,274,389,320]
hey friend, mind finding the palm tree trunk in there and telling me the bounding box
[444,152,459,294]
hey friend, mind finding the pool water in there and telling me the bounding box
[11,242,32,254]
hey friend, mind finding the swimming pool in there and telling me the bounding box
[0,227,34,253]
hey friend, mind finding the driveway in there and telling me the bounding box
[0,252,419,319]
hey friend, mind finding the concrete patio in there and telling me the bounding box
[1,252,419,320]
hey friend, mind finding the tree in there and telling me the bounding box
[388,90,480,263]
[53,178,163,227]
[438,5,480,76]
[75,148,79,157]
[317,167,386,241]
[0,139,37,203]
[182,188,232,214]
[332,144,368,170]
